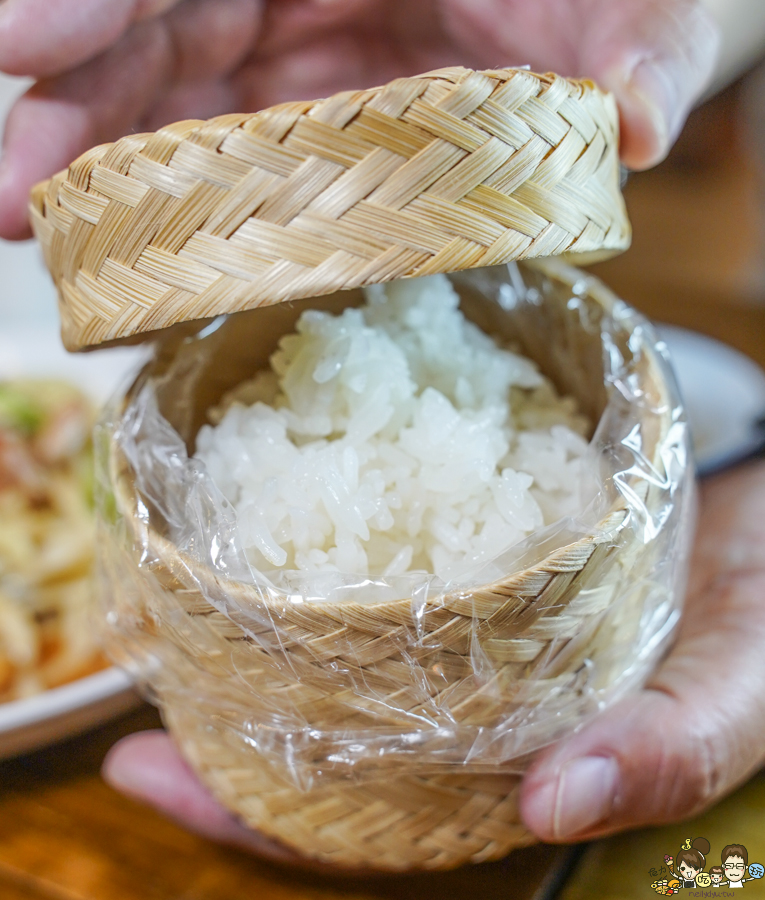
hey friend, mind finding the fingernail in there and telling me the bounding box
[627,58,680,146]
[102,745,144,797]
[551,756,619,838]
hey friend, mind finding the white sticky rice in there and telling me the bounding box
[195,275,591,582]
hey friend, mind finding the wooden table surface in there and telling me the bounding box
[2,76,765,900]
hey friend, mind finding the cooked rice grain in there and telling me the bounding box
[196,275,591,581]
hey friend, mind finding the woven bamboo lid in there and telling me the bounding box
[30,66,630,351]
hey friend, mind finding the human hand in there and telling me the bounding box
[103,459,765,862]
[0,0,718,239]
[520,458,765,841]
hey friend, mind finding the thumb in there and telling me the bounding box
[520,464,765,841]
[583,0,720,169]
[0,0,183,78]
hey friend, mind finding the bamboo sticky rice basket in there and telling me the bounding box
[30,66,691,872]
[100,260,685,871]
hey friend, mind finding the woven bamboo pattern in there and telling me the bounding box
[110,455,627,870]
[165,704,534,870]
[30,66,630,351]
[100,261,677,871]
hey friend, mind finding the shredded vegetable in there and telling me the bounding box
[0,380,103,700]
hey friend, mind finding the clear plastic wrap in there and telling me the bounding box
[95,259,695,792]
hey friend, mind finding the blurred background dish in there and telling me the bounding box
[0,377,105,701]
[0,310,146,760]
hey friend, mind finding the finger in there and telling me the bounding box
[444,0,719,170]
[162,0,261,83]
[255,0,382,59]
[0,0,184,78]
[135,0,189,19]
[237,34,373,109]
[235,29,466,111]
[140,0,261,124]
[140,80,240,131]
[0,0,260,240]
[521,573,765,840]
[582,0,720,169]
[520,461,765,841]
[0,97,91,241]
[685,460,765,596]
[0,20,172,240]
[247,0,472,104]
[103,730,302,862]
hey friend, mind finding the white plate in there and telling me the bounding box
[0,668,139,760]
[660,325,765,475]
[0,323,146,760]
